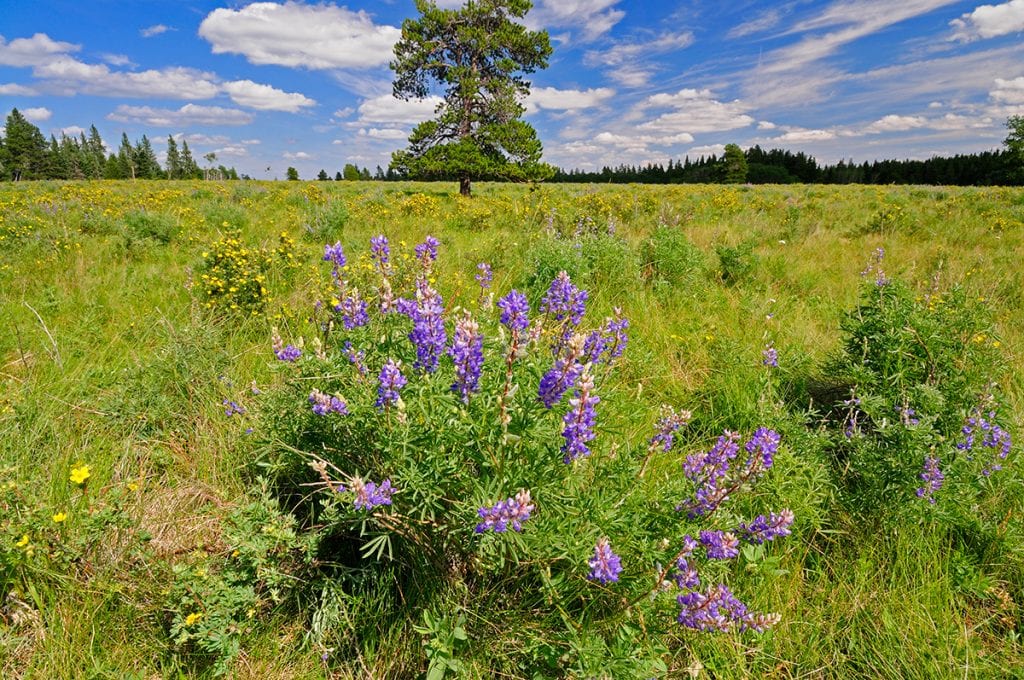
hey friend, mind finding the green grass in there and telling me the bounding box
[1,180,1022,678]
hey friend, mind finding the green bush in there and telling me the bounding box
[640,224,707,288]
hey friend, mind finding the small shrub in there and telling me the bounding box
[640,224,706,287]
[122,210,177,246]
[715,241,757,284]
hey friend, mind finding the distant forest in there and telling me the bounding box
[2,107,1020,186]
[550,145,1020,186]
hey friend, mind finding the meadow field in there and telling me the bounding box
[1,179,1022,678]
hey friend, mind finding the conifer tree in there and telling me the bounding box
[390,0,553,196]
[166,136,182,179]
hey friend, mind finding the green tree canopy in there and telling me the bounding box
[390,0,553,196]
[0,108,48,180]
[1005,115,1024,183]
[286,166,299,181]
[721,143,748,184]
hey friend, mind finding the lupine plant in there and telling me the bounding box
[253,236,795,676]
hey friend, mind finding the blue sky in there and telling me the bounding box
[1,0,1022,178]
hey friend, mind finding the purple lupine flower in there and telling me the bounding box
[475,489,534,533]
[449,312,484,402]
[762,344,778,368]
[649,406,693,453]
[335,289,369,330]
[915,454,944,503]
[397,278,446,372]
[587,537,623,584]
[223,400,246,417]
[323,242,347,268]
[475,262,492,289]
[681,431,741,517]
[497,290,530,331]
[275,344,302,362]
[309,389,349,416]
[896,404,920,426]
[676,583,748,632]
[538,358,583,409]
[699,530,740,560]
[957,408,1012,476]
[370,235,390,273]
[674,556,700,589]
[344,341,368,376]
[745,427,781,471]
[737,509,794,544]
[540,271,588,326]
[843,395,862,438]
[561,368,599,463]
[582,330,609,365]
[375,359,407,408]
[414,236,440,266]
[351,477,394,510]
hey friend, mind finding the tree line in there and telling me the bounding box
[0,108,239,181]
[550,144,1022,186]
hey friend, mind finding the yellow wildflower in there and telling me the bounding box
[16,534,29,548]
[69,463,91,485]
[52,512,67,523]
[185,612,203,626]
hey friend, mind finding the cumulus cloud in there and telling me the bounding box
[991,76,1024,103]
[774,128,836,142]
[0,33,79,66]
[358,128,409,140]
[283,151,313,160]
[34,58,221,99]
[863,114,928,133]
[634,88,755,135]
[950,0,1024,41]
[100,53,134,67]
[222,80,316,112]
[0,82,38,95]
[140,24,172,38]
[526,86,615,113]
[23,107,52,122]
[687,144,727,157]
[61,125,86,136]
[356,94,443,124]
[199,2,401,69]
[528,0,625,40]
[108,103,254,127]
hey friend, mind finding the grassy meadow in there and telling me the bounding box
[1,179,1022,678]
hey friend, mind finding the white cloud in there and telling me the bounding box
[283,151,313,160]
[526,86,615,113]
[774,128,836,142]
[0,82,38,95]
[757,121,777,130]
[727,9,783,39]
[528,0,625,40]
[22,107,52,122]
[583,31,693,87]
[0,33,79,66]
[61,125,85,137]
[213,145,248,157]
[635,88,755,135]
[241,138,261,145]
[199,2,401,69]
[34,58,221,99]
[184,133,231,145]
[222,79,316,112]
[108,104,254,127]
[950,0,1024,41]
[358,127,409,140]
[863,114,928,133]
[356,94,443,124]
[100,53,134,67]
[140,24,171,38]
[687,144,726,157]
[991,76,1024,104]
